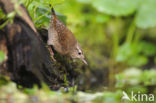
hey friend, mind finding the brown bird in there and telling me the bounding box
[47,8,87,65]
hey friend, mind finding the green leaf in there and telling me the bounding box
[138,41,156,56]
[51,0,64,6]
[136,0,156,28]
[0,51,5,63]
[77,0,91,4]
[26,0,65,27]
[141,69,156,85]
[96,14,110,23]
[127,55,148,67]
[0,8,6,19]
[116,41,156,66]
[7,11,16,19]
[92,0,139,16]
[116,43,139,62]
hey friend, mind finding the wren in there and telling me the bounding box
[47,8,87,65]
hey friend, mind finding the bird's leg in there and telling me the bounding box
[48,45,56,62]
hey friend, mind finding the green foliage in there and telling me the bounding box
[19,0,65,28]
[21,0,64,8]
[141,69,156,85]
[0,51,5,63]
[23,88,37,95]
[91,0,156,28]
[116,68,142,88]
[96,14,110,23]
[116,43,147,67]
[116,41,156,67]
[0,76,9,87]
[0,8,5,19]
[92,0,139,16]
[116,68,156,88]
[136,0,156,28]
[139,41,156,56]
[34,7,51,27]
[77,0,92,4]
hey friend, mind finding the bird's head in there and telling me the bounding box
[69,43,88,65]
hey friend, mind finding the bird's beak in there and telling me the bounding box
[82,59,88,65]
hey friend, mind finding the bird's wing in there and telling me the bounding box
[55,20,77,52]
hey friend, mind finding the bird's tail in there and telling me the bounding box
[51,7,56,17]
[49,5,57,25]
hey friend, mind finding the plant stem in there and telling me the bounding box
[0,19,10,29]
[112,17,120,58]
[34,9,51,22]
[109,17,120,90]
[126,17,136,43]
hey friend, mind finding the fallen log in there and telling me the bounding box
[0,0,80,89]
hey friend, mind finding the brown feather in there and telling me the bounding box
[55,19,77,52]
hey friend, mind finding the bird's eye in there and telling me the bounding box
[78,52,81,55]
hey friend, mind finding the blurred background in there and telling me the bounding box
[0,0,156,102]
